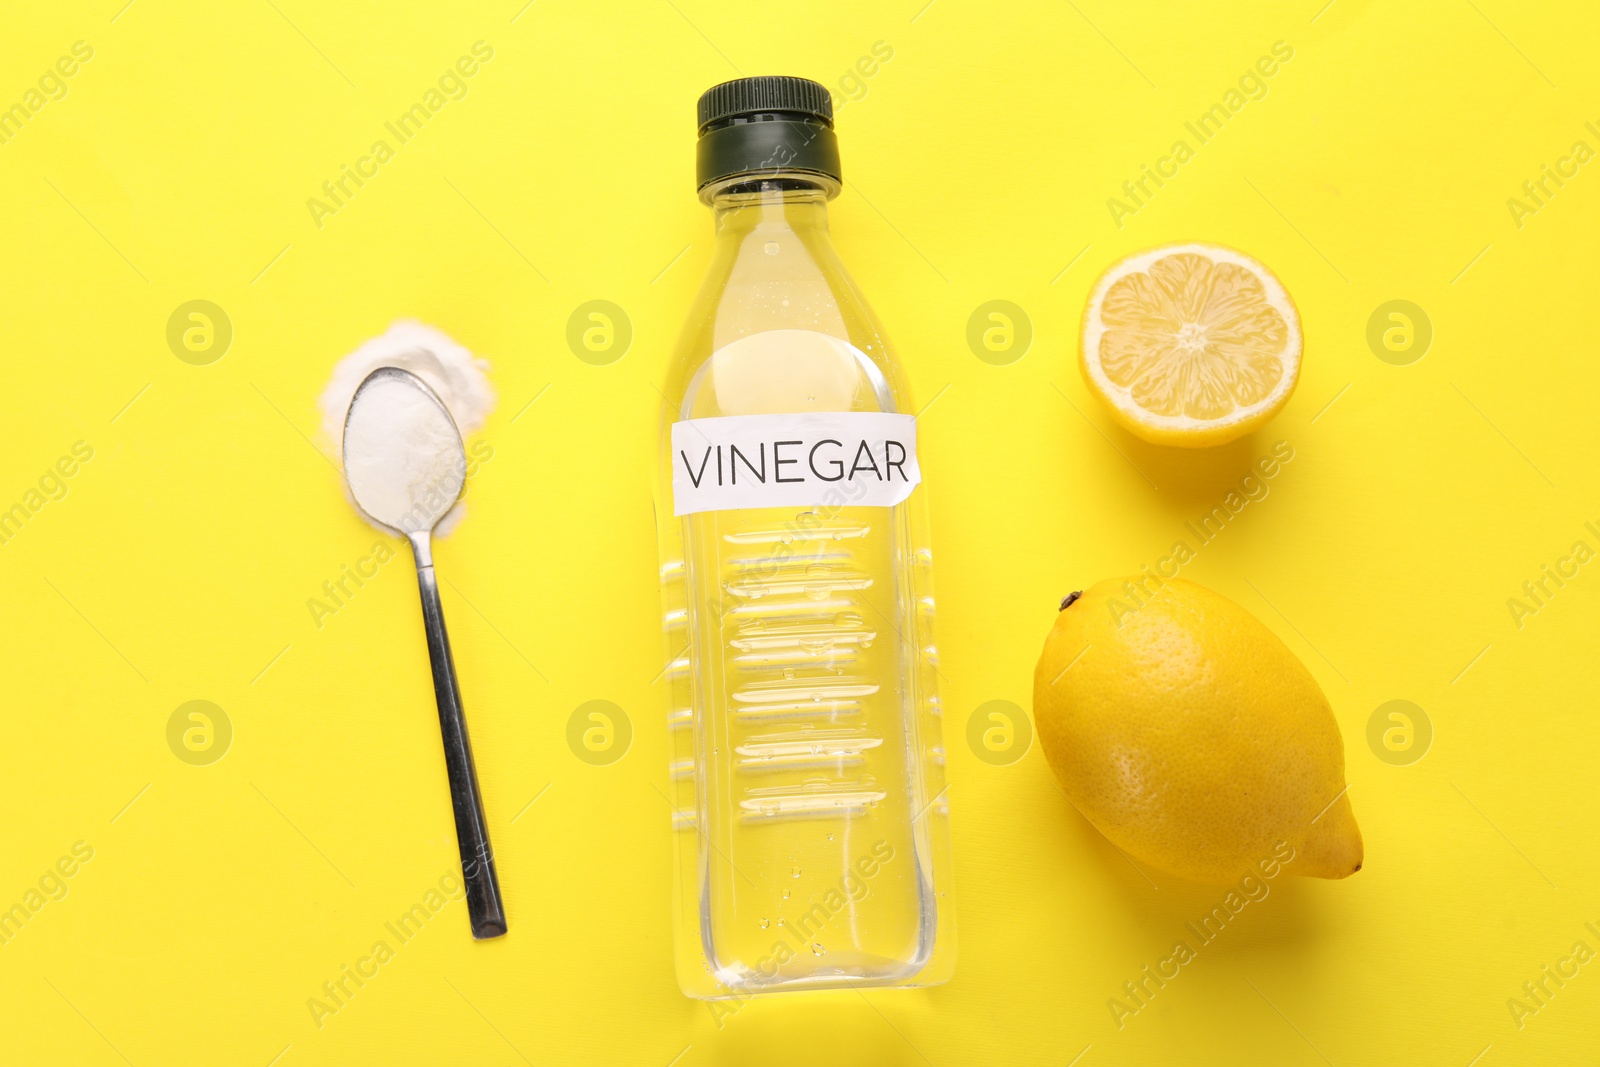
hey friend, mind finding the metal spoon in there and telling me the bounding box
[342,366,507,940]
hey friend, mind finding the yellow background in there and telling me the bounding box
[2,0,1597,1063]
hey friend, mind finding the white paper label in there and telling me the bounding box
[671,411,920,516]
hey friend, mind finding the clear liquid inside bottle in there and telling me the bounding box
[656,176,954,997]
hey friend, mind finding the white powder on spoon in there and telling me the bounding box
[342,373,467,535]
[320,321,495,536]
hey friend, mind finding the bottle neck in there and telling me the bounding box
[706,176,835,241]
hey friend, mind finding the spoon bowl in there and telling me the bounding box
[343,366,466,536]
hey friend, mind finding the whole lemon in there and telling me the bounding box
[1034,578,1362,884]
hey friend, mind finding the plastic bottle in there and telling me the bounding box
[655,76,954,998]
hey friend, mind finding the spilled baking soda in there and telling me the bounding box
[320,321,494,535]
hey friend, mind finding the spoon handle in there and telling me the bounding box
[408,533,507,940]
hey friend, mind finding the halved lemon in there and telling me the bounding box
[1080,243,1301,448]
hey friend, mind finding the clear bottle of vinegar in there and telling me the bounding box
[655,76,954,998]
